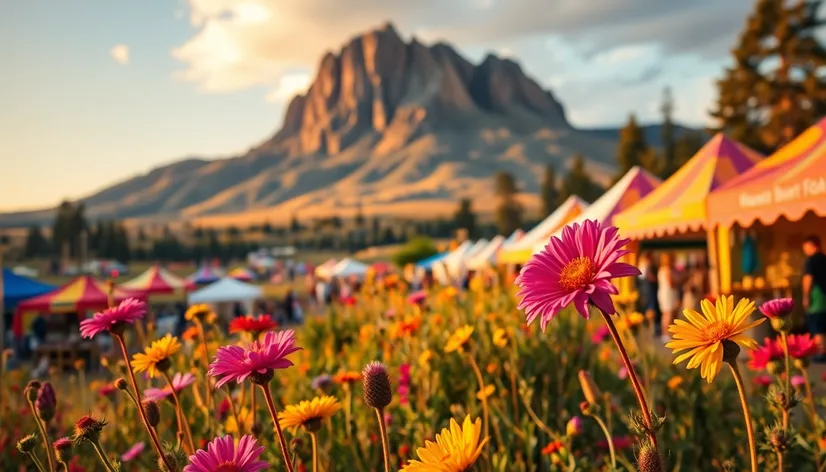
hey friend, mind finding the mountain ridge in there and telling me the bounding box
[0,23,695,228]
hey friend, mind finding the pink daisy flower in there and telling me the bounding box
[759,298,794,318]
[791,375,806,388]
[183,435,268,472]
[406,291,427,305]
[79,298,146,338]
[120,442,145,462]
[748,338,783,370]
[209,330,301,388]
[786,333,820,359]
[144,372,197,402]
[590,325,610,344]
[515,220,640,330]
[753,375,773,387]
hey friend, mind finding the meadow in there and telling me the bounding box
[3,222,826,471]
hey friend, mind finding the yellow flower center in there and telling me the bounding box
[559,257,597,291]
[702,321,731,343]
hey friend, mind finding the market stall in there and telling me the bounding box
[707,118,826,303]
[614,134,763,294]
[188,265,223,285]
[534,166,661,298]
[122,264,194,295]
[2,268,55,310]
[228,267,257,282]
[497,196,587,265]
[330,258,369,278]
[188,277,263,322]
[467,235,505,270]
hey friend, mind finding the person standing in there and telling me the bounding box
[638,252,661,333]
[802,235,826,362]
[657,253,681,343]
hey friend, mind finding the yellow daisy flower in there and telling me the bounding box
[476,385,495,400]
[667,376,684,390]
[666,296,764,382]
[278,396,341,431]
[401,415,489,472]
[418,349,434,369]
[627,311,645,326]
[131,334,182,378]
[492,328,509,348]
[185,304,216,323]
[445,325,474,353]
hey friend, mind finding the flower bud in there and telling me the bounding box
[158,453,178,472]
[35,382,57,422]
[770,427,790,452]
[143,400,161,427]
[566,416,583,437]
[53,437,73,463]
[722,340,741,364]
[73,415,107,443]
[362,362,393,409]
[637,442,664,472]
[290,437,304,453]
[25,380,41,403]
[17,434,38,453]
[114,378,129,390]
[578,371,601,405]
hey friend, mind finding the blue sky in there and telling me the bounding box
[0,0,755,211]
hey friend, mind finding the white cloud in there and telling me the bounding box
[265,71,312,103]
[110,44,130,65]
[594,44,654,64]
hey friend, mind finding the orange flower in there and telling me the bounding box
[182,326,200,341]
[333,371,362,384]
[298,363,311,375]
[485,363,498,374]
[542,440,565,455]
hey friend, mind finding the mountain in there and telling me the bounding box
[0,23,692,228]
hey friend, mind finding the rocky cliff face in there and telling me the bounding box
[0,23,626,228]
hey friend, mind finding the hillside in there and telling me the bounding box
[0,23,690,228]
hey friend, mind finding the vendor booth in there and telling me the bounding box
[188,265,223,285]
[467,235,505,270]
[707,118,826,304]
[497,196,588,265]
[188,277,263,322]
[228,267,257,282]
[614,134,763,295]
[2,268,55,310]
[122,264,194,295]
[330,258,369,278]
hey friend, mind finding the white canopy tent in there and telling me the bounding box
[188,277,263,321]
[507,196,588,253]
[449,239,488,278]
[330,258,369,278]
[432,241,472,285]
[314,259,338,279]
[467,235,505,269]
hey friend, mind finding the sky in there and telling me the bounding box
[0,0,758,212]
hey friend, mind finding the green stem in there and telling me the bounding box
[27,451,47,472]
[260,384,296,472]
[227,387,244,435]
[27,401,55,472]
[590,414,616,471]
[90,439,117,472]
[375,408,391,472]
[114,334,174,472]
[163,371,196,455]
[311,431,320,472]
[728,361,758,472]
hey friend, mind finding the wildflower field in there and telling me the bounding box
[3,221,826,471]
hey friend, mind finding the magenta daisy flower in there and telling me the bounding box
[144,372,197,402]
[786,333,820,359]
[183,435,268,472]
[515,220,640,330]
[759,298,794,318]
[120,442,145,462]
[79,298,147,338]
[209,330,301,388]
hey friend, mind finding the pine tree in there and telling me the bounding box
[660,87,677,178]
[24,225,49,258]
[494,171,523,235]
[355,202,365,227]
[710,0,826,153]
[540,164,559,218]
[559,154,604,204]
[616,114,659,178]
[454,198,477,238]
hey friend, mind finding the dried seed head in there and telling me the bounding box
[290,438,304,453]
[362,362,393,409]
[24,380,41,403]
[114,378,129,390]
[73,415,107,443]
[143,400,161,427]
[637,443,664,472]
[17,434,38,453]
[53,437,73,463]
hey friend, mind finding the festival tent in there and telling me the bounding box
[415,252,449,269]
[706,118,826,294]
[2,268,55,310]
[448,239,488,278]
[188,277,262,305]
[122,264,194,294]
[314,259,338,279]
[13,276,146,336]
[188,266,223,285]
[501,229,525,248]
[330,258,370,278]
[228,267,257,282]
[433,241,473,284]
[498,195,588,264]
[614,134,763,239]
[467,235,506,269]
[707,118,826,228]
[369,261,393,275]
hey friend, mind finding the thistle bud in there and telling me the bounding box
[769,427,790,452]
[578,371,601,405]
[566,416,583,437]
[114,378,129,390]
[290,437,304,453]
[158,453,178,472]
[17,434,38,453]
[53,437,73,463]
[637,442,664,472]
[143,400,161,427]
[73,415,107,443]
[35,382,57,422]
[362,362,393,409]
[25,380,41,403]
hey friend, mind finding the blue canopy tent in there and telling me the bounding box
[2,268,55,310]
[416,252,449,270]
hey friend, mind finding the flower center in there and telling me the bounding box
[559,257,597,291]
[215,462,240,472]
[702,321,731,343]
